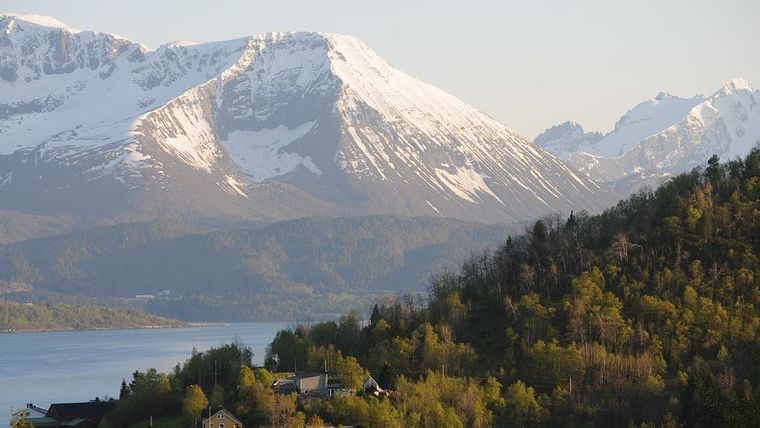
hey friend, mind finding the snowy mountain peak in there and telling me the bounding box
[537,78,760,196]
[716,78,754,96]
[615,92,704,129]
[0,12,79,32]
[534,92,706,160]
[533,121,603,160]
[654,92,677,101]
[0,16,617,224]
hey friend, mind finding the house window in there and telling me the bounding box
[218,414,224,418]
[219,424,225,428]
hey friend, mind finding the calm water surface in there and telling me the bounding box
[0,322,287,423]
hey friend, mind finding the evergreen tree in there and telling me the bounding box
[370,303,383,326]
[119,379,129,400]
[377,361,394,390]
[682,365,731,428]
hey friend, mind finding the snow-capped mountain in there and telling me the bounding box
[535,81,760,195]
[0,13,617,224]
[533,122,603,160]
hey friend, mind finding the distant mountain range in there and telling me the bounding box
[0,13,616,226]
[535,79,760,195]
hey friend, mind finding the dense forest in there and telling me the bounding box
[94,148,760,427]
[0,299,182,331]
[0,216,508,321]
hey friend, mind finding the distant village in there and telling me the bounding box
[15,369,390,428]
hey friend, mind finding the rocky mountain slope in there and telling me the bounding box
[0,13,616,225]
[533,121,603,160]
[535,80,760,194]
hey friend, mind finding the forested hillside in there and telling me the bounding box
[0,216,509,320]
[261,148,760,426]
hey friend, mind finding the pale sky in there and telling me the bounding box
[5,0,760,138]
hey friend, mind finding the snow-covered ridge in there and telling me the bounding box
[720,77,754,93]
[536,79,760,195]
[1,12,79,32]
[537,92,706,160]
[594,92,707,157]
[0,14,617,223]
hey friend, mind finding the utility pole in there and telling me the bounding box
[324,360,329,392]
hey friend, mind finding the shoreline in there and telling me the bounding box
[0,321,298,334]
[0,322,218,334]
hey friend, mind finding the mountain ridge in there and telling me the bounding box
[0,14,617,225]
[535,79,760,195]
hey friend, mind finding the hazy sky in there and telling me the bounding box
[5,0,760,138]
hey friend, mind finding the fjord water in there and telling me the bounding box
[0,323,287,423]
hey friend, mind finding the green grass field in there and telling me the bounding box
[127,415,186,428]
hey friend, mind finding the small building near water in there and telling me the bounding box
[23,399,116,428]
[273,372,349,397]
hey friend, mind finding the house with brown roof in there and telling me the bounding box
[46,400,116,425]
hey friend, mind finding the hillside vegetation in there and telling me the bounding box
[0,216,510,320]
[0,299,182,332]
[260,148,760,426]
[0,208,80,244]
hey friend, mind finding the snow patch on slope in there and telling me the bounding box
[223,121,321,181]
[435,167,504,204]
[85,143,154,183]
[222,175,248,198]
[133,85,221,173]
